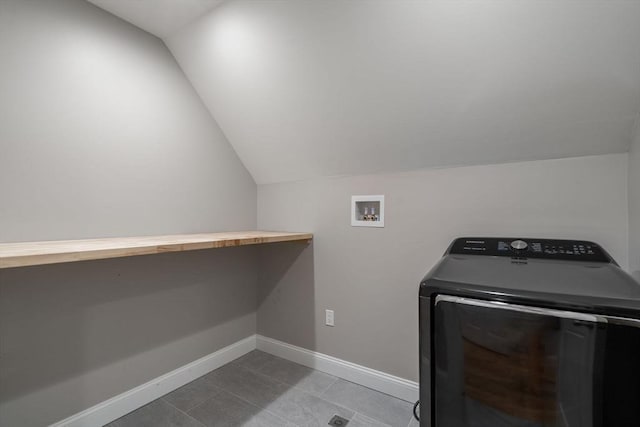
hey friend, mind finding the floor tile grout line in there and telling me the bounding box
[320,379,416,427]
[196,362,292,411]
[177,365,302,427]
[166,353,409,427]
[233,354,408,426]
[210,388,302,427]
[235,360,342,403]
[160,381,224,414]
[157,398,207,427]
[179,388,226,416]
[237,355,342,400]
[206,367,358,426]
[316,375,340,397]
[406,412,420,427]
[350,410,394,427]
[116,352,411,427]
[333,376,413,403]
[352,411,393,427]
[253,352,345,391]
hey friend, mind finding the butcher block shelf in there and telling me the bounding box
[0,231,313,269]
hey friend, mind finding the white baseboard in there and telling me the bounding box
[256,335,418,403]
[51,334,418,426]
[50,335,256,427]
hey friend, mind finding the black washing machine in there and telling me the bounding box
[419,237,640,427]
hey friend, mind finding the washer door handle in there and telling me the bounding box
[435,294,606,323]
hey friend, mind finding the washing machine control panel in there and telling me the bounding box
[449,237,612,263]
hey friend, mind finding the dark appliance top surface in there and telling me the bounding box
[448,237,614,263]
[420,237,640,313]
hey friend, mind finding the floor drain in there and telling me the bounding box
[328,415,349,426]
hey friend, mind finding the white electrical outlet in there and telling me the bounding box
[325,309,335,326]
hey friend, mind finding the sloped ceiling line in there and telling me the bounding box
[92,0,640,184]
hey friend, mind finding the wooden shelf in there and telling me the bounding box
[0,231,313,269]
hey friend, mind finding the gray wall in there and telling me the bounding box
[257,154,629,382]
[630,120,640,280]
[0,249,257,427]
[0,1,257,425]
[166,0,640,184]
[0,0,256,241]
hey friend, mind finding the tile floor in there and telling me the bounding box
[106,350,420,427]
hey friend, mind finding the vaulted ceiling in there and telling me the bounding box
[86,0,225,37]
[92,0,640,184]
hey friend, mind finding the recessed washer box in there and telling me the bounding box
[351,195,384,227]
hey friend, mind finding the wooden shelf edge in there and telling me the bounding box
[0,231,313,269]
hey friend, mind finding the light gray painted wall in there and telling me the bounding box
[0,249,257,427]
[630,120,640,280]
[0,1,257,425]
[167,0,640,184]
[257,154,629,381]
[0,0,256,242]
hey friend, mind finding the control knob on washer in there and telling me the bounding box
[510,240,528,251]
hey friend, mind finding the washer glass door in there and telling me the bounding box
[433,296,605,427]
